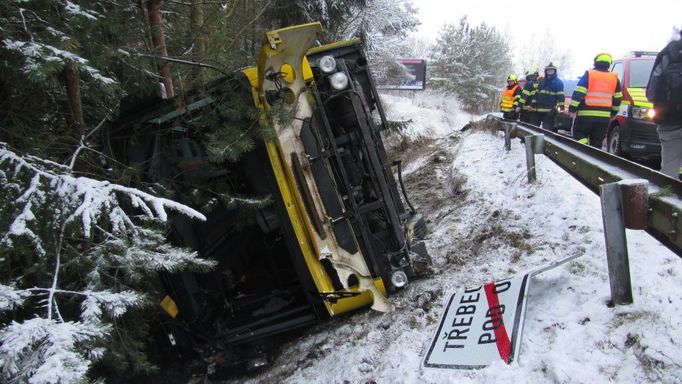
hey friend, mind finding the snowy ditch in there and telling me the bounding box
[222,94,682,384]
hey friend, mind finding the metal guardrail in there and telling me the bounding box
[483,114,682,257]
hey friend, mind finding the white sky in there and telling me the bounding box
[411,0,682,77]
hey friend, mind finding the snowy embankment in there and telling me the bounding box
[228,93,682,384]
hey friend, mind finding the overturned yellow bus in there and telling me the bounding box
[105,23,428,373]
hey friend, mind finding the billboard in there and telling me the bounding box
[374,59,427,90]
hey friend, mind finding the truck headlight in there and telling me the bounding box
[329,72,349,90]
[390,270,408,288]
[631,106,655,120]
[318,55,337,73]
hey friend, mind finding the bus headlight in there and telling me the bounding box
[318,55,337,73]
[329,72,349,90]
[390,270,408,288]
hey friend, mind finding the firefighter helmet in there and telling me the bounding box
[524,67,540,78]
[594,52,613,66]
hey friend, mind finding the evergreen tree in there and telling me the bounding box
[336,0,419,60]
[430,16,513,113]
[0,143,215,383]
[0,1,124,160]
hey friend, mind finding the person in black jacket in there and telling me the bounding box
[528,63,564,132]
[516,67,540,123]
[647,28,682,179]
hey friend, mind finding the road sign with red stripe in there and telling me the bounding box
[423,275,529,369]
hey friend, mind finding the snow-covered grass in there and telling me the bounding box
[228,92,682,384]
[380,91,481,141]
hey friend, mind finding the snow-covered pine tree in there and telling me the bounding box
[0,0,171,164]
[1,1,117,160]
[430,16,513,113]
[336,0,419,61]
[0,143,215,383]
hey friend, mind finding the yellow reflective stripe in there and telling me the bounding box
[577,110,611,118]
[574,86,587,94]
[633,101,654,108]
[570,100,580,107]
[625,88,652,108]
[501,86,520,108]
[622,100,631,105]
[578,137,589,145]
[614,92,623,98]
[535,108,552,112]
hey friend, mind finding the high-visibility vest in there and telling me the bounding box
[501,84,520,111]
[585,70,618,108]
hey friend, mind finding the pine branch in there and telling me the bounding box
[223,0,274,53]
[0,143,214,383]
[67,114,112,170]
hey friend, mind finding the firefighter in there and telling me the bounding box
[516,67,540,123]
[500,74,522,120]
[569,53,622,148]
[528,63,564,131]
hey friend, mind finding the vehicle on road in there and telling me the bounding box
[607,51,659,163]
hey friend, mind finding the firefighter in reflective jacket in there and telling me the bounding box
[500,75,522,120]
[569,53,622,148]
[529,62,564,131]
[517,67,540,123]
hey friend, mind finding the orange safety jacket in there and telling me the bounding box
[500,84,521,112]
[584,70,618,107]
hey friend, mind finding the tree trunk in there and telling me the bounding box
[146,0,174,98]
[189,0,205,85]
[64,65,85,142]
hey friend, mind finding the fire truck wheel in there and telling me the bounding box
[608,126,622,156]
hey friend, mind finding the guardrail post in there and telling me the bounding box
[599,179,648,306]
[524,134,545,183]
[503,122,514,152]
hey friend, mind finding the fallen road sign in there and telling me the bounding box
[423,275,529,369]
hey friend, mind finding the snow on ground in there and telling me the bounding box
[380,91,479,140]
[226,93,682,384]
